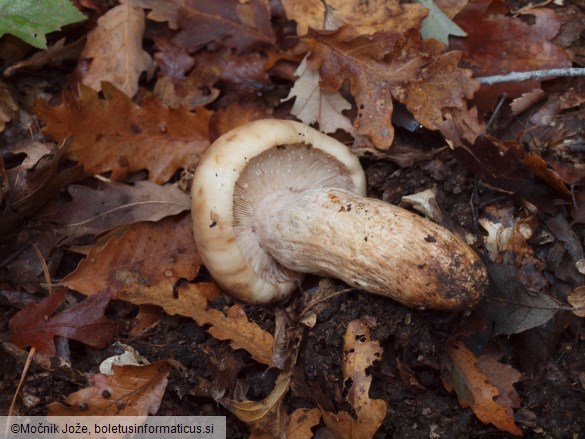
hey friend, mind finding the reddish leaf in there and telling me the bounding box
[305,26,477,148]
[451,0,571,77]
[10,289,117,356]
[33,82,212,184]
[48,361,169,416]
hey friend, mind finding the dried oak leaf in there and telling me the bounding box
[33,82,212,183]
[37,181,190,244]
[9,288,116,357]
[64,214,201,297]
[442,341,522,436]
[282,0,427,36]
[284,56,353,134]
[47,360,169,416]
[173,0,275,54]
[80,0,153,98]
[0,79,18,132]
[228,371,291,437]
[305,27,477,148]
[129,0,179,28]
[285,408,322,439]
[322,319,386,439]
[120,282,274,365]
[450,0,571,77]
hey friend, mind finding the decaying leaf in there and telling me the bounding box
[110,282,274,366]
[37,181,190,244]
[48,360,169,415]
[282,0,427,36]
[80,0,153,97]
[285,408,322,439]
[305,26,477,148]
[34,82,212,183]
[322,319,387,439]
[64,214,201,296]
[480,263,559,335]
[451,0,571,77]
[0,139,83,235]
[442,341,522,436]
[10,288,117,357]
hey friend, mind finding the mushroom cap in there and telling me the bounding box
[191,119,366,303]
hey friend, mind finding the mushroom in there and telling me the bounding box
[191,119,488,310]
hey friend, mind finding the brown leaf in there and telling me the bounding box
[47,361,169,416]
[80,0,153,97]
[282,0,427,36]
[0,140,83,235]
[129,0,179,28]
[305,27,476,148]
[442,341,522,436]
[322,319,387,439]
[9,289,117,357]
[64,214,201,296]
[3,37,85,77]
[0,79,18,132]
[227,371,291,436]
[117,282,274,365]
[285,408,322,439]
[37,181,190,244]
[34,82,212,183]
[173,0,275,54]
[451,0,571,77]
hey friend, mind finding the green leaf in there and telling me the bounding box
[0,0,86,49]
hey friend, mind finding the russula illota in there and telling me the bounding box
[191,119,488,310]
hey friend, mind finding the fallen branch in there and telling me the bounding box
[476,68,585,85]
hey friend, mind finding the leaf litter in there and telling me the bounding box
[1,0,585,437]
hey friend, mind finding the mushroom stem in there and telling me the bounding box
[256,187,486,310]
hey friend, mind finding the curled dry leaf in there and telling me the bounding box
[322,319,386,439]
[227,371,291,437]
[80,0,153,97]
[442,341,522,436]
[9,288,116,357]
[34,82,212,184]
[48,360,170,416]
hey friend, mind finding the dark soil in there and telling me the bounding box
[2,135,585,438]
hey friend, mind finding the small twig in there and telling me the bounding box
[476,68,585,85]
